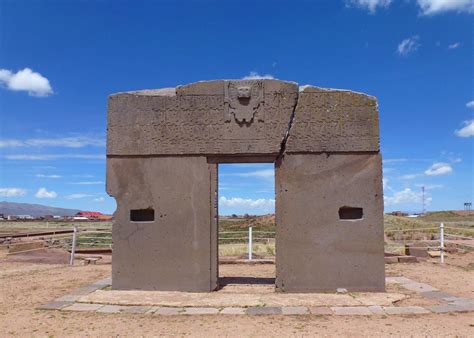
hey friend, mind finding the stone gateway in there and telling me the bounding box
[106,79,384,292]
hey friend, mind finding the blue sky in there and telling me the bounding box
[0,0,472,215]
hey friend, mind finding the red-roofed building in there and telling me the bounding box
[75,211,103,220]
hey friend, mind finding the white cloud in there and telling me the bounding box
[0,136,105,148]
[93,197,105,202]
[455,119,474,137]
[397,36,420,56]
[69,181,104,185]
[35,188,57,199]
[416,0,474,15]
[466,101,474,108]
[347,0,393,13]
[0,188,26,197]
[219,196,275,209]
[4,154,105,160]
[384,188,431,206]
[233,169,274,179]
[65,193,93,200]
[36,174,62,179]
[448,42,461,49]
[424,162,453,176]
[0,68,53,97]
[399,173,421,180]
[242,71,274,80]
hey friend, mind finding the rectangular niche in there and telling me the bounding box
[130,209,155,222]
[339,206,363,220]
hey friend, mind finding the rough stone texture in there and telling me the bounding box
[97,305,126,313]
[247,307,283,316]
[309,307,333,315]
[281,306,309,315]
[385,257,399,264]
[63,303,103,312]
[152,307,184,315]
[401,282,439,293]
[107,80,298,156]
[107,157,218,291]
[275,153,385,292]
[368,305,385,314]
[286,86,380,153]
[426,304,474,313]
[106,79,384,292]
[398,256,418,263]
[332,307,372,316]
[183,307,220,315]
[220,307,247,315]
[383,306,430,315]
[420,291,454,300]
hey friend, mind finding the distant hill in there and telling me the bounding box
[0,201,80,217]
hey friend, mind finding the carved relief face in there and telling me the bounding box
[237,86,251,99]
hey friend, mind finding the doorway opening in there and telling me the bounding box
[217,162,276,290]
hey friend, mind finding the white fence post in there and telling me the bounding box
[440,222,444,264]
[70,226,77,265]
[248,226,253,261]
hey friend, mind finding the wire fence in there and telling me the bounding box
[5,221,473,264]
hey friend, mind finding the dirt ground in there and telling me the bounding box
[0,252,473,336]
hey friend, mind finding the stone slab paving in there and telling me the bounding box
[332,306,372,316]
[247,307,282,316]
[309,307,333,315]
[383,306,430,315]
[281,306,309,315]
[183,307,220,315]
[368,305,385,315]
[38,276,474,316]
[220,307,247,315]
[63,303,103,312]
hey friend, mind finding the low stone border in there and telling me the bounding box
[38,276,474,316]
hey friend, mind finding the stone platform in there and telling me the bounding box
[38,276,474,316]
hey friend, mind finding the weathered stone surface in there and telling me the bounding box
[107,157,217,291]
[220,307,247,315]
[97,305,125,313]
[383,306,430,315]
[281,306,309,315]
[106,79,384,293]
[426,304,474,313]
[368,305,385,314]
[286,86,380,153]
[419,291,453,300]
[107,80,298,156]
[275,153,384,292]
[309,307,333,315]
[63,303,103,312]
[398,256,418,263]
[38,301,73,310]
[152,307,184,315]
[247,307,282,316]
[401,282,438,293]
[183,307,220,315]
[332,307,372,315]
[385,257,399,264]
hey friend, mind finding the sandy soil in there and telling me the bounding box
[0,254,473,336]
